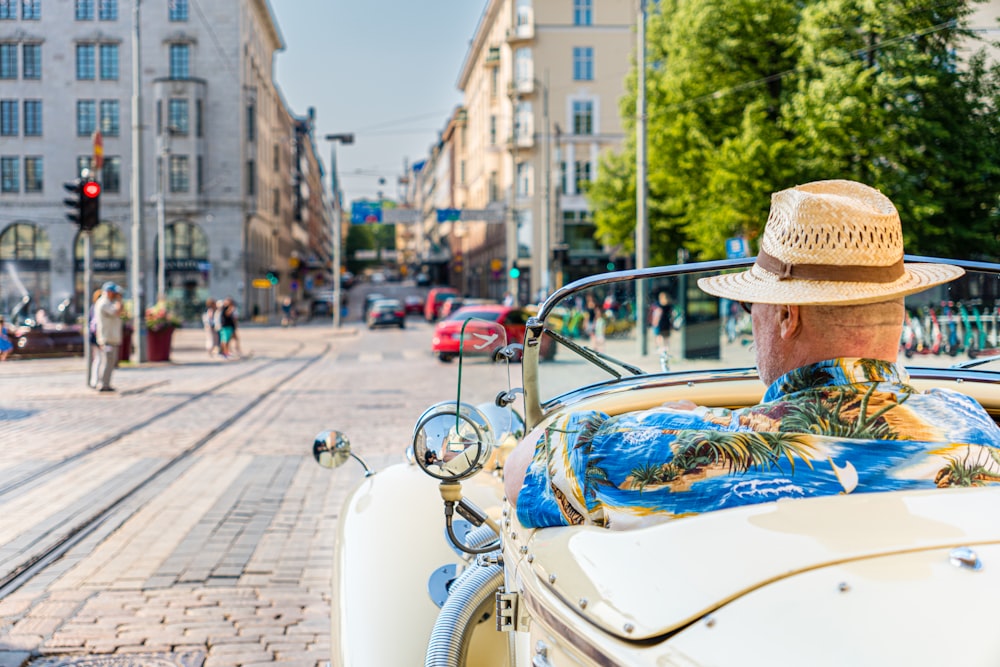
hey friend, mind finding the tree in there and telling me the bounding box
[590,0,1000,262]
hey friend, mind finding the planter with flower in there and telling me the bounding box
[145,301,182,362]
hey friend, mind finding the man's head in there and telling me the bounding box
[101,282,122,298]
[699,180,963,384]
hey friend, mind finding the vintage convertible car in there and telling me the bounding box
[313,255,1000,666]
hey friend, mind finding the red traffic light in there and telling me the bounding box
[82,181,101,198]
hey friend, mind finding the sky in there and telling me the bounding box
[268,0,488,208]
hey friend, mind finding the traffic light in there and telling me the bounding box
[509,264,520,279]
[266,269,279,285]
[64,178,101,230]
[606,261,616,271]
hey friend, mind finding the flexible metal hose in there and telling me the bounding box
[425,557,503,667]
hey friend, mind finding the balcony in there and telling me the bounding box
[505,8,534,43]
[484,46,500,67]
[508,78,536,97]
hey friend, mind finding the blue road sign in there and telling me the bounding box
[725,237,748,259]
[351,201,383,224]
[436,208,461,223]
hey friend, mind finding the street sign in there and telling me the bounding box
[351,201,383,224]
[437,208,461,223]
[251,278,273,288]
[725,237,748,259]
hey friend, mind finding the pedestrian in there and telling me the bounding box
[652,292,673,351]
[227,298,243,357]
[202,298,218,357]
[90,282,124,392]
[0,316,12,361]
[217,297,237,359]
[506,179,1000,530]
[281,296,293,327]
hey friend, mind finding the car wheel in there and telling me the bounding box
[399,322,405,329]
[438,353,454,363]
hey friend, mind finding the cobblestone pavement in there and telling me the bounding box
[0,320,457,667]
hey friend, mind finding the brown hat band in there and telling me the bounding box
[756,250,905,283]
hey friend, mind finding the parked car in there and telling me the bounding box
[415,272,431,287]
[431,303,555,362]
[366,298,405,329]
[424,287,459,322]
[312,254,1000,666]
[403,295,424,316]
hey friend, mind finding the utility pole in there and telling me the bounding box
[129,0,144,362]
[635,0,650,356]
[541,71,552,300]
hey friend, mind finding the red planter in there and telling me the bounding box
[147,326,174,362]
[119,325,132,362]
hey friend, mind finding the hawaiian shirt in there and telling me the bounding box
[517,358,1000,530]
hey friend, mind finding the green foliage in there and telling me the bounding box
[590,0,1000,261]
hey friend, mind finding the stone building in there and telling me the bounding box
[0,0,329,324]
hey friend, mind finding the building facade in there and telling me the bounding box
[0,0,329,324]
[449,0,635,303]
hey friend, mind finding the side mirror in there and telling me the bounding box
[412,403,494,482]
[312,430,374,476]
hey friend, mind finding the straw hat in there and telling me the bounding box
[698,180,964,306]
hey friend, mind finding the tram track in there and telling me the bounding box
[0,340,330,598]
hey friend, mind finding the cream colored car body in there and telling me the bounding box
[324,256,1000,666]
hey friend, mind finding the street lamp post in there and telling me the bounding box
[129,0,145,362]
[325,133,354,329]
[635,0,650,356]
[156,126,179,303]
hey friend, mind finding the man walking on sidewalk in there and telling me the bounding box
[90,282,123,392]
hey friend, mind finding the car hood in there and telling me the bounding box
[516,486,1000,641]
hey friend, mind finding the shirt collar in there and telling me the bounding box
[762,358,911,403]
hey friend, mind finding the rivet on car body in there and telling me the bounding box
[520,545,528,554]
[527,554,534,563]
[578,598,588,609]
[838,582,850,593]
[623,623,635,634]
[949,546,982,570]
[548,573,557,584]
[511,532,518,541]
[705,616,716,628]
[535,641,548,657]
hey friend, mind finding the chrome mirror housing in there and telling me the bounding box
[412,402,495,482]
[313,430,373,476]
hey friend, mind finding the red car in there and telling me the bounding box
[423,287,459,322]
[403,295,424,315]
[431,304,556,363]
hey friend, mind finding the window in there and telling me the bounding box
[514,47,532,87]
[22,0,40,19]
[246,159,255,195]
[273,143,279,171]
[76,155,95,177]
[195,99,202,137]
[169,44,189,79]
[272,187,280,215]
[76,100,96,136]
[169,155,189,192]
[0,0,15,19]
[559,161,567,194]
[572,100,594,135]
[574,160,591,192]
[99,44,118,80]
[245,102,255,141]
[23,100,41,136]
[573,0,591,25]
[489,115,497,145]
[516,161,532,197]
[24,156,41,192]
[573,47,594,81]
[0,43,17,79]
[196,155,203,193]
[103,156,120,193]
[169,0,188,21]
[0,99,16,136]
[515,101,532,141]
[168,98,188,134]
[75,0,93,20]
[488,171,498,203]
[98,0,116,20]
[23,44,40,79]
[76,44,95,80]
[1,156,18,192]
[490,67,499,99]
[100,99,119,136]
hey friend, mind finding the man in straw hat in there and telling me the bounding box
[506,180,1000,530]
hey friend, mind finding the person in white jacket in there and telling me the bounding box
[90,282,123,392]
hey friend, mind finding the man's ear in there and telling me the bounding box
[779,305,802,340]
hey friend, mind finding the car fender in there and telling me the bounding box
[331,461,505,666]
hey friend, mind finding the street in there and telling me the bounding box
[0,298,478,667]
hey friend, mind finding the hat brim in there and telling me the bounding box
[697,262,965,306]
